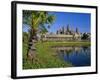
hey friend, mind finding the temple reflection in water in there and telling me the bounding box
[52,46,91,66]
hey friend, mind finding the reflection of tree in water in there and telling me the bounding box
[52,46,90,66]
[83,46,88,52]
[83,46,91,56]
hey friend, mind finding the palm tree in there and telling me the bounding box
[23,10,55,41]
[23,10,55,55]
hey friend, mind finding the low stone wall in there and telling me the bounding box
[42,34,81,41]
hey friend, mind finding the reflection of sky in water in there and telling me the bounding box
[54,46,91,67]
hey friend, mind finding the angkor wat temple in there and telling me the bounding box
[43,25,82,41]
[56,25,79,35]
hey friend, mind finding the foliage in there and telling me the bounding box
[23,10,55,34]
[81,33,89,40]
[23,41,90,69]
[23,32,29,43]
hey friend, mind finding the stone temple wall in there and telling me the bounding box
[42,34,81,41]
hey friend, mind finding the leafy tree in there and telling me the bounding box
[23,10,55,41]
[23,10,55,55]
[81,33,89,40]
[23,32,29,43]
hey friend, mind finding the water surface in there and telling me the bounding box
[52,46,91,67]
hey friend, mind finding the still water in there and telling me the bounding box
[52,46,91,67]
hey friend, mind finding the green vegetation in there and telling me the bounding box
[81,33,90,40]
[44,41,91,47]
[23,10,55,44]
[23,11,56,61]
[22,10,91,69]
[23,41,90,69]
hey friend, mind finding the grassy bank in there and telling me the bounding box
[23,41,90,69]
[44,41,91,47]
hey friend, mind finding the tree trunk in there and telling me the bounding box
[27,28,37,57]
[32,28,37,40]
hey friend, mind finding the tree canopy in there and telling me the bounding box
[23,10,55,34]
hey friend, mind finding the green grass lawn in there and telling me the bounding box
[23,41,90,69]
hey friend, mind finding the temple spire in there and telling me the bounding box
[67,24,70,32]
[76,27,79,34]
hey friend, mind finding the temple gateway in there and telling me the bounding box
[42,25,82,41]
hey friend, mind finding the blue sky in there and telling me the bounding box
[48,12,91,33]
[23,11,91,33]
